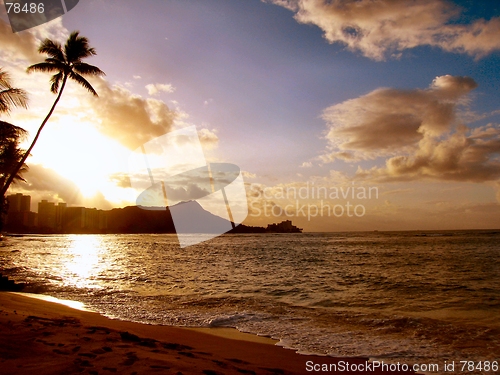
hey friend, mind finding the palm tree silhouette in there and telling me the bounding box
[0,68,29,229]
[0,121,28,187]
[0,68,28,186]
[0,31,105,198]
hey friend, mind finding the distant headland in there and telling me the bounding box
[3,193,302,234]
[229,220,302,234]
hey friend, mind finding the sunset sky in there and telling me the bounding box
[1,0,500,231]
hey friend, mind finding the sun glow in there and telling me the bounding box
[25,117,133,203]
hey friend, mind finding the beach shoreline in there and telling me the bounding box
[0,291,416,374]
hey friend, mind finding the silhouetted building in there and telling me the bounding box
[7,193,31,213]
[55,202,67,231]
[266,220,302,233]
[5,194,37,231]
[62,206,108,233]
[38,200,56,230]
[98,210,108,230]
[64,207,85,232]
[5,197,302,235]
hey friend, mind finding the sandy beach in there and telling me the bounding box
[0,292,417,375]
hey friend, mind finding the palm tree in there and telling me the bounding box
[0,69,29,229]
[0,31,105,198]
[0,121,28,187]
[0,123,28,231]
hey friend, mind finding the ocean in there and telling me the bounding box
[1,231,499,373]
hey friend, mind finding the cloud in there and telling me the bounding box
[109,173,132,188]
[321,75,500,183]
[165,182,211,202]
[12,163,82,204]
[12,164,117,210]
[242,171,257,179]
[89,79,177,150]
[321,75,477,162]
[145,83,175,96]
[356,123,500,183]
[197,127,218,149]
[0,16,178,152]
[0,10,70,62]
[0,18,40,62]
[265,0,500,60]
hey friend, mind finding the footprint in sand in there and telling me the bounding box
[78,352,97,359]
[52,348,70,355]
[120,351,138,366]
[161,342,193,351]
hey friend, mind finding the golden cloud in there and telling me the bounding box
[321,75,500,182]
[145,83,175,96]
[0,18,39,62]
[351,122,500,183]
[322,75,477,161]
[89,79,177,150]
[266,0,500,60]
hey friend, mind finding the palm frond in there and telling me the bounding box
[26,62,63,74]
[0,121,28,141]
[65,31,97,63]
[69,72,98,96]
[0,88,29,113]
[0,133,27,184]
[38,39,65,62]
[0,68,14,90]
[72,62,105,77]
[49,72,64,94]
[44,58,67,69]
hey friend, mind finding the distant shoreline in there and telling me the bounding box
[4,228,500,235]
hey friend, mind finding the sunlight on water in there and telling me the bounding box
[63,235,107,289]
[1,231,499,371]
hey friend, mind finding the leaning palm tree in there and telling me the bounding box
[0,31,105,198]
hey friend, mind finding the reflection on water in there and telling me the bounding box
[62,235,108,289]
[0,231,499,370]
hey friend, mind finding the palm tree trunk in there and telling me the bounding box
[0,74,68,198]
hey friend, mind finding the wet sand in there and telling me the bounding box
[0,292,415,374]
